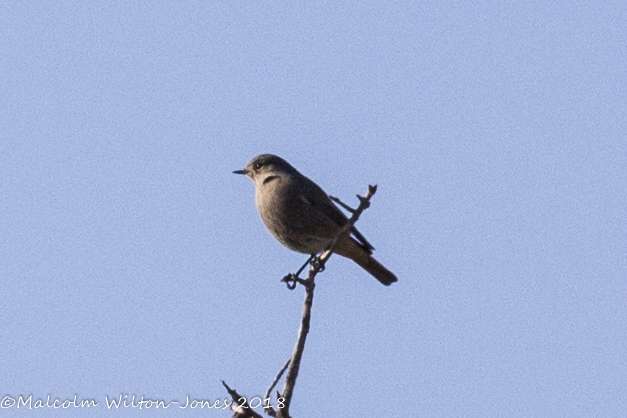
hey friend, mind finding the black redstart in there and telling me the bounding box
[234,154,397,286]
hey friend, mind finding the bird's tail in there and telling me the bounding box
[334,235,398,286]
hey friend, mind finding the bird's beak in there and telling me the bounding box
[233,169,247,175]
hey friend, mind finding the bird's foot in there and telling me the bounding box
[310,255,326,272]
[282,254,319,289]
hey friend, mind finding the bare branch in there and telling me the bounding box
[276,185,377,418]
[328,195,355,213]
[264,359,291,417]
[319,184,377,268]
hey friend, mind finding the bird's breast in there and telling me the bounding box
[254,180,329,254]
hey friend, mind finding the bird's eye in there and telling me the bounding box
[254,162,263,169]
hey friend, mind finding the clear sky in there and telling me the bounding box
[1,2,625,417]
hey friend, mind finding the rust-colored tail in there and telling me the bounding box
[334,235,398,286]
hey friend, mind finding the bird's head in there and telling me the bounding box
[233,154,297,187]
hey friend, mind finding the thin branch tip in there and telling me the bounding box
[329,195,356,213]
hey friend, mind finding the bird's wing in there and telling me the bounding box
[297,175,348,225]
[297,175,374,253]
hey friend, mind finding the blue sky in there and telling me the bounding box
[1,1,625,417]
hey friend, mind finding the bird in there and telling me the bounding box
[233,154,397,286]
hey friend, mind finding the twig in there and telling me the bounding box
[221,381,264,418]
[319,185,377,269]
[276,185,377,418]
[328,195,355,213]
[264,359,291,417]
[276,272,315,418]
